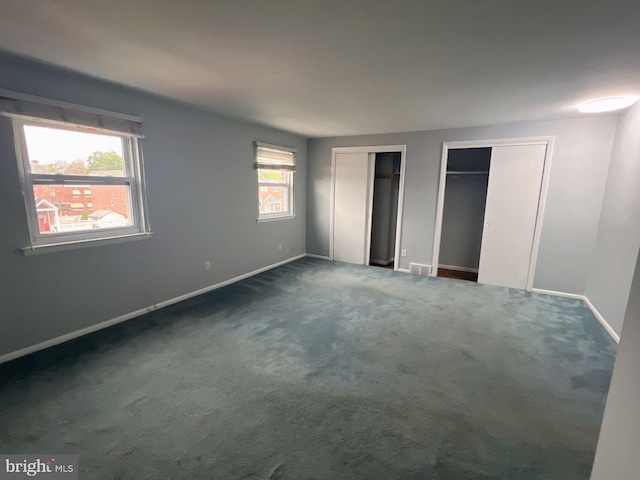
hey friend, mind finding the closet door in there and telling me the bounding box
[477,144,546,289]
[333,152,372,264]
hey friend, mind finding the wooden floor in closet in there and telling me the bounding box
[438,268,478,282]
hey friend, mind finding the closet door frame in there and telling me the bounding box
[330,145,407,270]
[431,137,555,291]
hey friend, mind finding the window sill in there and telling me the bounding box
[256,214,296,223]
[21,232,153,256]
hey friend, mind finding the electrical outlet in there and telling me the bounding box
[278,244,283,251]
[205,260,211,271]
[401,249,407,257]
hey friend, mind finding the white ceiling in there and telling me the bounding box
[1,0,639,137]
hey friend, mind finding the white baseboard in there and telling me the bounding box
[582,296,620,344]
[306,253,331,261]
[532,288,620,344]
[531,288,584,300]
[3,258,618,366]
[0,253,307,365]
[438,264,479,273]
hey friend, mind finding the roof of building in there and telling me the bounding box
[88,209,114,218]
[35,198,58,211]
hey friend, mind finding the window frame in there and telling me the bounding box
[13,117,151,250]
[255,142,296,222]
[257,170,293,219]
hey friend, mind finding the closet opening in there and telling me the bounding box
[438,147,491,282]
[369,152,401,269]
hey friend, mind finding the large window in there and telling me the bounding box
[254,142,296,221]
[2,95,150,251]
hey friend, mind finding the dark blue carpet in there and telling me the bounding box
[0,258,616,479]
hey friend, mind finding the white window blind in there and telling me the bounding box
[254,142,296,171]
[0,93,143,137]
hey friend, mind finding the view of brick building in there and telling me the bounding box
[33,185,129,233]
[258,185,286,213]
[33,183,129,218]
[31,161,130,233]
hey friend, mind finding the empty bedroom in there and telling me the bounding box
[1,1,640,479]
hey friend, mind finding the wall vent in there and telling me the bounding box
[409,263,432,276]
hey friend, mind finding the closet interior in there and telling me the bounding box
[369,152,401,269]
[438,147,491,282]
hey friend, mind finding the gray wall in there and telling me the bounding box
[585,103,640,336]
[0,54,306,358]
[590,248,640,479]
[307,116,617,294]
[440,176,488,270]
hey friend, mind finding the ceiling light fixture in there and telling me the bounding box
[579,96,638,113]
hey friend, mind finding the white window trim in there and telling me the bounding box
[256,174,295,221]
[255,142,296,222]
[256,212,296,223]
[22,232,153,256]
[10,115,151,253]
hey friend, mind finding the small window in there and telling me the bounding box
[254,142,295,221]
[2,96,150,250]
